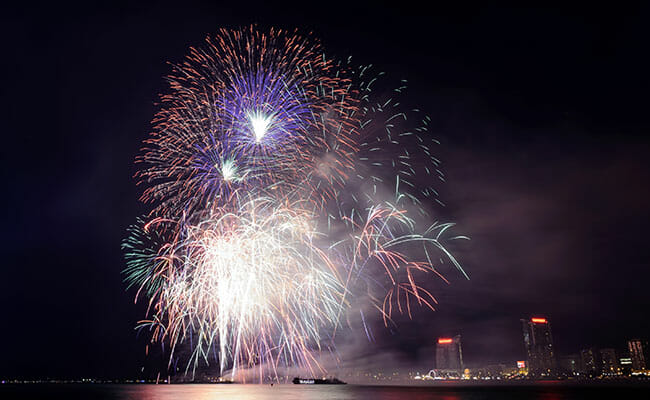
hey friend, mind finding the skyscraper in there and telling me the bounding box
[521,317,556,378]
[627,339,648,371]
[600,348,618,375]
[580,347,601,377]
[436,335,463,374]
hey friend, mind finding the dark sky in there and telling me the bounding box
[2,1,650,378]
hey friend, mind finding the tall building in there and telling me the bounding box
[600,348,618,375]
[521,317,556,377]
[580,347,601,377]
[627,339,648,371]
[559,354,581,376]
[619,356,633,376]
[436,335,463,373]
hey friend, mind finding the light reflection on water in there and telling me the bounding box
[116,385,462,400]
[2,383,649,400]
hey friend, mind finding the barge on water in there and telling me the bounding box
[292,377,346,384]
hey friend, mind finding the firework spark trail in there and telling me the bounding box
[123,26,468,380]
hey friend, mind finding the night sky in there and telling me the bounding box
[3,1,650,379]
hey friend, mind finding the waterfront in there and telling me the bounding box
[2,383,650,400]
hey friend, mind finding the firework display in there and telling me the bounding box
[123,26,467,380]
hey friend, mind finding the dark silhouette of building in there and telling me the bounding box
[436,335,463,374]
[580,347,601,377]
[600,348,618,375]
[627,339,648,371]
[619,356,633,376]
[559,354,581,376]
[521,317,556,378]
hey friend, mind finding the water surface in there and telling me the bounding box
[2,383,649,399]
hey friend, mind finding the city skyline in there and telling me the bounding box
[4,314,647,381]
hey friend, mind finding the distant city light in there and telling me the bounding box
[438,338,453,344]
[531,317,547,324]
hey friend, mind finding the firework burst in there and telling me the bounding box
[136,27,359,215]
[124,26,467,380]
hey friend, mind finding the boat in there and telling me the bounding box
[292,377,346,384]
